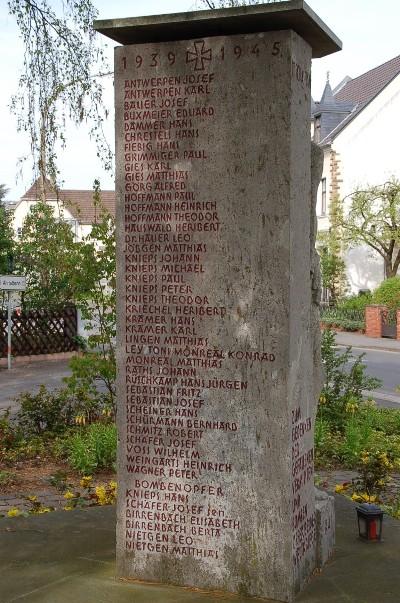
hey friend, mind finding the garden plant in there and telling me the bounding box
[317,329,400,516]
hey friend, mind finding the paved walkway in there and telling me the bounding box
[0,495,399,603]
[335,331,400,353]
[0,358,71,413]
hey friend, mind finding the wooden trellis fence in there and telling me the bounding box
[0,306,78,357]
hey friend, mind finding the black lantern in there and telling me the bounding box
[356,503,384,541]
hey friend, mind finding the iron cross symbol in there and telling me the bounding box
[186,40,212,71]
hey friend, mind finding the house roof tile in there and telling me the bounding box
[335,54,400,105]
[21,180,115,224]
[319,54,400,144]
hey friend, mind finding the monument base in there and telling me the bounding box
[315,489,335,569]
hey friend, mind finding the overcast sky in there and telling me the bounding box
[1,0,399,200]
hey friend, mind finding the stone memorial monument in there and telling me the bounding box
[95,2,340,600]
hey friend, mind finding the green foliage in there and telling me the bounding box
[16,201,84,309]
[64,180,116,412]
[0,198,15,304]
[337,293,373,311]
[354,449,396,499]
[340,414,375,465]
[321,317,364,332]
[318,245,347,301]
[0,470,18,488]
[372,276,400,309]
[317,195,348,301]
[340,178,400,279]
[0,184,9,203]
[0,409,16,452]
[315,417,329,449]
[319,329,381,431]
[16,386,74,436]
[64,423,117,474]
[11,182,116,419]
[315,402,400,473]
[321,297,369,331]
[64,353,115,419]
[46,470,69,493]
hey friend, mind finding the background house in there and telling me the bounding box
[313,55,400,293]
[11,179,115,241]
[7,180,116,337]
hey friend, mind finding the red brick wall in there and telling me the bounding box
[365,305,386,338]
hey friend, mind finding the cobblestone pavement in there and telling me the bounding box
[0,491,65,515]
[316,469,400,504]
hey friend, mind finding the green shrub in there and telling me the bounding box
[372,276,400,309]
[339,414,374,466]
[63,353,116,421]
[0,470,18,488]
[354,449,397,499]
[315,401,400,471]
[365,406,400,436]
[319,329,381,431]
[16,386,74,436]
[65,423,117,474]
[337,293,372,311]
[0,409,17,452]
[322,318,364,331]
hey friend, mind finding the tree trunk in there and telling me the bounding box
[385,259,397,279]
[38,110,47,202]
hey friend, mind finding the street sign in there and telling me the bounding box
[0,275,26,370]
[0,275,26,291]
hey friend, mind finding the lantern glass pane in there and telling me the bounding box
[358,515,367,539]
[368,518,378,540]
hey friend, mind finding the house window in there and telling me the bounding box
[314,116,321,143]
[321,178,327,216]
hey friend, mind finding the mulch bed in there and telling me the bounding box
[0,458,115,514]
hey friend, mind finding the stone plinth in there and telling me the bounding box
[96,3,340,601]
[314,488,335,568]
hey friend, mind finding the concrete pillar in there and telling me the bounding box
[95,3,341,601]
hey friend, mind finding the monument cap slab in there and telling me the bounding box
[94,0,341,58]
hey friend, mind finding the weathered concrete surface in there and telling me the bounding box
[1,496,400,603]
[114,27,317,601]
[314,488,335,568]
[94,0,342,57]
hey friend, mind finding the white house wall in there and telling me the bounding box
[318,73,400,294]
[12,199,89,241]
[316,146,331,230]
[334,73,400,198]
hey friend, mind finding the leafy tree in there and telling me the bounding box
[340,179,400,279]
[0,184,9,205]
[16,200,83,308]
[8,0,111,196]
[372,276,400,310]
[64,181,116,413]
[0,185,15,283]
[317,195,348,302]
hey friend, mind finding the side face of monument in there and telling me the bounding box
[115,27,316,601]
